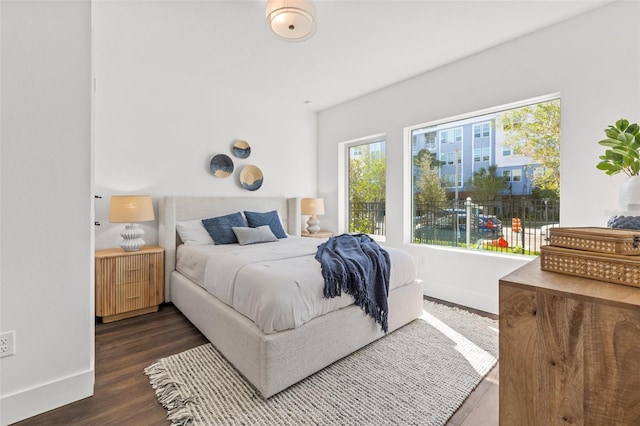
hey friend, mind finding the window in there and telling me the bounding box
[502,117,522,131]
[348,139,386,237]
[512,169,522,182]
[443,151,462,165]
[440,127,462,144]
[408,94,561,256]
[412,128,436,151]
[444,152,454,165]
[473,122,490,138]
[443,174,461,187]
[474,147,490,162]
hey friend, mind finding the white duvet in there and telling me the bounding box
[176,236,417,334]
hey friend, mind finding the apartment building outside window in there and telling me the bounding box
[409,95,561,256]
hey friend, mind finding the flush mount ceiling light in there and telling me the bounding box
[266,0,317,42]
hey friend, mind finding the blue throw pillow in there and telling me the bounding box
[244,210,287,239]
[202,212,248,245]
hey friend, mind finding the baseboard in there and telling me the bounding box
[0,369,94,426]
[423,280,498,315]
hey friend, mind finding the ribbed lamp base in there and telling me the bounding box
[306,215,320,234]
[119,224,145,252]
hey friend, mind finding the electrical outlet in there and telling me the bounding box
[0,331,16,358]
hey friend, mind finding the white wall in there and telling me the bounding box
[93,2,318,250]
[318,1,640,314]
[0,1,94,424]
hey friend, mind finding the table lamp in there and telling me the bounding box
[109,195,155,251]
[301,198,325,234]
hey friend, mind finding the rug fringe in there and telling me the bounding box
[144,361,197,426]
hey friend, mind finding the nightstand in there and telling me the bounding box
[95,246,164,323]
[301,230,333,238]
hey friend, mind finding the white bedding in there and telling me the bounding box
[176,236,417,333]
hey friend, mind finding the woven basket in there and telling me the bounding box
[548,227,640,255]
[540,246,640,288]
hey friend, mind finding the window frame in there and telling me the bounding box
[338,133,387,241]
[404,92,561,247]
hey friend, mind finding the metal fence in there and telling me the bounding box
[350,202,386,236]
[348,198,559,255]
[413,197,560,255]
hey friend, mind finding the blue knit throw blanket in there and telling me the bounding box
[315,234,391,332]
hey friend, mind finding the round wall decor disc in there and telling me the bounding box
[240,165,263,191]
[210,154,234,178]
[232,140,251,159]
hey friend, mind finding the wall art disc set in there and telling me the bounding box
[209,139,263,191]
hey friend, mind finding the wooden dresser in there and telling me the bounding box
[95,246,164,323]
[499,258,640,425]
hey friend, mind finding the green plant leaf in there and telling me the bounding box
[605,128,620,139]
[598,138,622,147]
[627,123,640,135]
[616,118,630,130]
[616,132,635,144]
[596,162,614,171]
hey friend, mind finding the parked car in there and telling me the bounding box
[415,211,503,243]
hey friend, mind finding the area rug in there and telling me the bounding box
[145,300,498,426]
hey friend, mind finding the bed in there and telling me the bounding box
[159,196,424,398]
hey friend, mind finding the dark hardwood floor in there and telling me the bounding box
[14,304,209,426]
[14,300,498,425]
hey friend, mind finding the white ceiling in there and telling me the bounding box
[96,0,613,111]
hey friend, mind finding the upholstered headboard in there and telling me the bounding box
[159,196,301,301]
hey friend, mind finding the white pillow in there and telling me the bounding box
[232,225,278,245]
[176,219,215,245]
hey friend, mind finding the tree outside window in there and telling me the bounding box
[348,141,386,236]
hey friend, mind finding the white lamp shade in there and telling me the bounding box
[301,198,325,215]
[266,0,317,42]
[109,195,155,223]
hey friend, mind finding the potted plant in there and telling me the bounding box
[597,118,640,213]
[597,118,640,176]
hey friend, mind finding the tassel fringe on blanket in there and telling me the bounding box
[315,233,391,332]
[144,362,197,426]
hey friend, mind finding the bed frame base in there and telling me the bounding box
[171,271,424,398]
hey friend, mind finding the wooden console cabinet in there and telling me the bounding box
[95,246,164,323]
[499,258,640,425]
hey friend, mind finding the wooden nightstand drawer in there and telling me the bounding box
[95,246,164,322]
[115,255,151,285]
[115,280,151,314]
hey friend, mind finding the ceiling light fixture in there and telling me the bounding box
[266,0,317,42]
